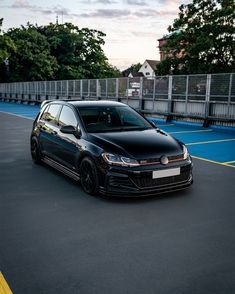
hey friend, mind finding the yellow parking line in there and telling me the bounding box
[170,129,213,134]
[223,160,235,164]
[0,272,13,294]
[192,156,235,169]
[186,138,235,146]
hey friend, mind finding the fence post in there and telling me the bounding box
[36,82,38,103]
[88,80,90,98]
[227,73,233,118]
[204,74,211,127]
[73,80,75,98]
[167,75,173,121]
[185,75,189,115]
[66,80,69,98]
[96,79,100,100]
[80,80,83,99]
[105,79,108,98]
[139,77,144,111]
[116,78,119,101]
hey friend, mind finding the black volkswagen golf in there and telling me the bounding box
[31,100,193,196]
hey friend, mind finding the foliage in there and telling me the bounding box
[6,23,58,81]
[0,21,121,82]
[122,63,142,77]
[0,19,16,81]
[156,0,235,75]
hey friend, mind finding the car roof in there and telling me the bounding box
[70,100,127,108]
[44,100,127,109]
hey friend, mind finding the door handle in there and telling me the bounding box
[51,131,57,135]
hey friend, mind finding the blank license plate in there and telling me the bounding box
[152,168,180,179]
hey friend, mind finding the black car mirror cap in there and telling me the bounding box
[60,125,81,138]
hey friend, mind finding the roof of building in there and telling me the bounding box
[158,30,181,41]
[145,60,160,70]
[129,72,144,77]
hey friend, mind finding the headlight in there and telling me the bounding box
[183,145,189,160]
[102,153,139,167]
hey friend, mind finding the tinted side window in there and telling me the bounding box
[43,104,61,124]
[58,106,77,127]
[40,105,50,121]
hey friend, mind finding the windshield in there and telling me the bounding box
[78,106,153,133]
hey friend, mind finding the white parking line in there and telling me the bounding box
[157,124,175,127]
[0,111,34,120]
[186,138,235,146]
[170,129,213,134]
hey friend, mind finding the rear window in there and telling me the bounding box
[41,104,61,125]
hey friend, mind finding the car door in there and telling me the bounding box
[56,105,80,170]
[39,103,62,160]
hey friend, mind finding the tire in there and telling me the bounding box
[80,157,100,195]
[31,138,42,164]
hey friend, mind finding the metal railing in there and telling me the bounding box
[0,73,234,125]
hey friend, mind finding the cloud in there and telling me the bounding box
[12,0,32,9]
[96,0,117,3]
[79,9,131,18]
[126,0,147,6]
[9,0,70,17]
[82,0,117,4]
[4,0,184,21]
[131,31,157,38]
[133,8,176,17]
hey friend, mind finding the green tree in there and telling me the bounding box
[6,23,58,81]
[1,22,120,82]
[38,23,120,79]
[0,19,16,82]
[156,0,235,75]
[122,63,142,77]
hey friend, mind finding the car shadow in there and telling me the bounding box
[35,160,192,204]
[98,188,191,204]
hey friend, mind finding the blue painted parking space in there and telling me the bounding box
[169,130,235,144]
[1,101,235,168]
[155,123,206,133]
[187,141,235,163]
[0,101,40,119]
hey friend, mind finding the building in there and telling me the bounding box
[138,60,160,78]
[128,72,144,78]
[158,37,168,61]
[158,30,184,61]
[128,59,160,78]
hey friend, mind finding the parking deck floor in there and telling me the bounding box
[0,102,235,294]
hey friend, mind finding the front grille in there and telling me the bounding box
[131,166,191,188]
[169,154,184,161]
[108,176,133,188]
[139,154,184,165]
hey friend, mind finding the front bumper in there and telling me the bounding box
[100,160,193,197]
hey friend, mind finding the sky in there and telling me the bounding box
[0,0,192,70]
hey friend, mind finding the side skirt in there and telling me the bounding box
[42,156,80,181]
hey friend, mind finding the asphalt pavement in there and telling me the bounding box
[0,112,235,294]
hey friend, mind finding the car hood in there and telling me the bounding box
[88,129,183,160]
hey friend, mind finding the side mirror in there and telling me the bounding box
[60,125,81,138]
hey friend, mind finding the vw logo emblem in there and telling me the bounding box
[160,155,168,165]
